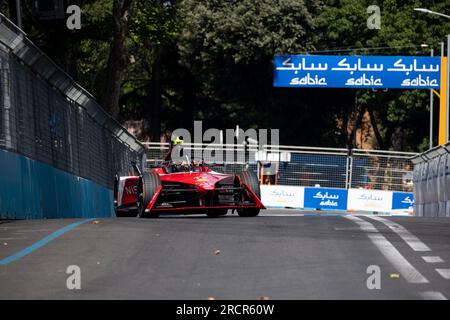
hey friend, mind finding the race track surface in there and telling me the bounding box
[1,209,450,299]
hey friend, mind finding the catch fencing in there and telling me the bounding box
[0,14,145,219]
[143,142,416,192]
[412,144,450,217]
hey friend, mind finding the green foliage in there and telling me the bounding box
[318,0,450,150]
[13,0,450,150]
[130,0,179,46]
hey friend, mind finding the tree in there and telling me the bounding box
[176,0,322,143]
[318,0,450,151]
[127,0,179,141]
[101,0,135,118]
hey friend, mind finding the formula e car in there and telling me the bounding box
[114,160,265,218]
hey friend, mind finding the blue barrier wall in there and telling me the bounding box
[0,149,114,219]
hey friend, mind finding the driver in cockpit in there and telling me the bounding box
[164,136,186,173]
[164,136,183,162]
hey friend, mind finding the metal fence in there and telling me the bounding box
[0,14,144,189]
[143,142,416,192]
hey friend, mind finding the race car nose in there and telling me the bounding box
[196,182,216,191]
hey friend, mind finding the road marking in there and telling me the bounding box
[420,291,447,300]
[260,213,305,217]
[345,215,429,284]
[436,268,450,280]
[0,219,94,265]
[422,256,444,263]
[366,216,431,252]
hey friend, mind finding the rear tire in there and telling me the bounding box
[137,172,161,218]
[237,170,261,217]
[113,174,120,216]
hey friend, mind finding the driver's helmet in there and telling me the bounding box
[172,136,184,146]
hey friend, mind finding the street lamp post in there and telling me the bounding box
[414,8,450,143]
[414,8,450,19]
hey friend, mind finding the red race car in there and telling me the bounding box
[114,161,265,218]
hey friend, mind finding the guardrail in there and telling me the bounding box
[0,14,145,219]
[411,144,450,217]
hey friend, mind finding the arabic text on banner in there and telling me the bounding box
[274,55,441,89]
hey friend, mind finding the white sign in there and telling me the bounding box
[347,189,393,212]
[261,185,304,209]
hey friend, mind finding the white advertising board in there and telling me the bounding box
[260,185,304,209]
[347,188,393,212]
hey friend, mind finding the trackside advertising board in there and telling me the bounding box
[260,185,304,209]
[304,187,347,210]
[347,188,393,212]
[260,185,413,214]
[273,55,441,89]
[391,192,414,215]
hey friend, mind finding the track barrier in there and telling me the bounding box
[412,144,450,217]
[0,14,145,219]
[260,185,413,215]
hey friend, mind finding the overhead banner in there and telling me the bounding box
[273,55,441,89]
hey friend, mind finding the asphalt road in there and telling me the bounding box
[1,209,450,299]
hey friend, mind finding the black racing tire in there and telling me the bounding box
[237,170,261,217]
[137,172,161,218]
[217,209,228,216]
[206,209,228,218]
[113,174,119,212]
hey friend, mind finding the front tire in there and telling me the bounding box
[137,172,161,218]
[237,170,261,217]
[206,209,228,218]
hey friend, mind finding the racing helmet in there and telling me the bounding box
[172,136,184,145]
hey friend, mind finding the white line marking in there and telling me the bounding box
[260,213,305,217]
[345,215,429,284]
[367,216,431,252]
[420,291,448,300]
[436,268,450,279]
[422,256,444,263]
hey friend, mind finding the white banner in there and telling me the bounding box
[261,185,304,209]
[347,189,393,212]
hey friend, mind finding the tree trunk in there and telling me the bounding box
[101,0,133,119]
[367,104,385,150]
[149,46,162,142]
[181,69,195,132]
